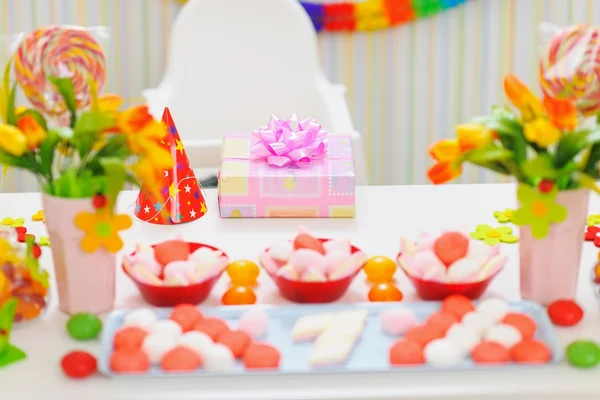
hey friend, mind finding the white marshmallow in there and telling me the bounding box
[477,298,510,323]
[189,247,221,267]
[124,308,157,332]
[153,320,183,340]
[446,258,480,283]
[203,344,236,372]
[179,331,214,355]
[322,239,351,256]
[142,333,176,364]
[445,324,480,356]
[461,312,492,337]
[466,239,491,266]
[424,338,463,367]
[484,324,522,348]
[268,242,294,262]
[237,309,269,339]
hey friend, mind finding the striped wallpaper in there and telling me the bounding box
[0,0,598,192]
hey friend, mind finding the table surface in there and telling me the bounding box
[2,185,600,400]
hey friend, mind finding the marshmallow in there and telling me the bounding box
[466,239,491,266]
[179,331,214,355]
[379,308,417,336]
[142,333,176,363]
[154,320,183,340]
[411,251,446,281]
[484,324,522,348]
[447,258,480,283]
[477,298,510,323]
[124,308,157,332]
[424,338,463,367]
[189,247,221,267]
[445,323,480,356]
[302,266,327,282]
[289,249,326,274]
[323,239,351,256]
[259,252,280,274]
[268,242,294,262]
[276,264,299,280]
[477,255,506,281]
[415,233,436,252]
[164,260,195,281]
[203,344,236,372]
[237,309,269,339]
[400,236,417,257]
[461,312,492,337]
[164,273,189,286]
[130,264,163,286]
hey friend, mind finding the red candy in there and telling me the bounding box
[193,317,230,341]
[110,349,150,373]
[217,330,252,358]
[154,239,190,266]
[293,234,325,255]
[170,304,204,332]
[501,313,537,339]
[426,312,459,334]
[547,299,583,327]
[113,326,148,350]
[92,193,107,209]
[389,339,425,365]
[405,325,444,348]
[14,227,27,243]
[441,294,475,319]
[243,343,281,370]
[61,351,97,379]
[433,232,469,266]
[471,342,510,364]
[160,346,202,372]
[511,339,552,364]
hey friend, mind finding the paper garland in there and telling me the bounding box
[176,0,469,32]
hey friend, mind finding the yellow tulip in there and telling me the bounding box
[0,124,27,156]
[427,139,463,184]
[503,74,545,122]
[17,115,46,150]
[456,123,492,152]
[523,118,561,148]
[118,105,166,154]
[98,94,123,113]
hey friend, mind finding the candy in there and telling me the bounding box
[484,324,522,348]
[410,251,446,281]
[259,252,280,274]
[441,295,475,320]
[67,313,102,341]
[501,313,537,339]
[301,266,327,282]
[124,250,161,277]
[293,234,325,254]
[130,265,163,286]
[243,343,281,370]
[113,326,148,350]
[315,324,364,346]
[170,304,203,332]
[124,308,157,332]
[291,313,334,342]
[189,247,221,267]
[160,346,202,372]
[565,340,600,368]
[471,341,510,364]
[31,210,44,222]
[142,333,176,364]
[405,325,445,348]
[476,298,510,323]
[110,349,150,373]
[153,320,183,341]
[179,331,214,355]
[268,242,294,262]
[226,260,260,286]
[379,308,417,336]
[310,338,355,366]
[368,283,403,302]
[466,239,491,266]
[426,312,459,334]
[461,312,491,337]
[237,309,269,339]
[400,236,417,257]
[276,264,299,280]
[61,351,97,379]
[445,324,480,355]
[363,256,396,283]
[164,260,195,281]
[217,330,252,358]
[547,299,583,326]
[415,233,435,252]
[446,258,480,282]
[389,339,425,365]
[154,239,189,266]
[289,249,326,274]
[433,232,469,266]
[14,26,106,115]
[222,285,257,305]
[203,343,236,372]
[424,338,463,366]
[193,317,230,341]
[331,309,369,326]
[510,339,552,364]
[323,239,351,256]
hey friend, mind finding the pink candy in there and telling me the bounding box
[379,308,417,335]
[164,261,196,281]
[237,309,269,339]
[289,249,326,274]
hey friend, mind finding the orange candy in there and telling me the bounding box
[193,317,230,341]
[368,283,403,302]
[363,256,397,283]
[293,234,325,254]
[154,239,189,266]
[501,313,537,340]
[222,285,257,305]
[472,342,511,364]
[510,339,552,364]
[441,294,475,319]
[217,330,252,358]
[389,339,425,365]
[110,349,150,373]
[170,304,204,332]
[113,327,148,350]
[405,325,444,348]
[433,232,469,266]
[426,312,459,334]
[160,346,202,371]
[226,260,260,286]
[243,343,281,370]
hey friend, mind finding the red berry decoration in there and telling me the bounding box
[92,193,107,209]
[547,299,584,327]
[538,180,553,193]
[61,351,97,379]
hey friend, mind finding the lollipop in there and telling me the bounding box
[539,24,600,116]
[14,26,106,116]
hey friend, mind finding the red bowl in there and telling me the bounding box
[261,239,365,304]
[123,242,228,307]
[396,252,504,301]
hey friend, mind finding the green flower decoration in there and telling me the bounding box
[587,214,600,226]
[470,224,519,245]
[493,208,515,223]
[512,184,567,239]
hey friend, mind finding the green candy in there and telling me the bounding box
[566,340,600,369]
[67,313,102,341]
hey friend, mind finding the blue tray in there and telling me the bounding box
[98,300,562,377]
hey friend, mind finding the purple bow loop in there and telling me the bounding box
[250,114,328,167]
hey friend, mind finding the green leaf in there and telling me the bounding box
[39,130,60,179]
[54,127,73,140]
[554,129,600,168]
[94,135,130,160]
[461,145,513,164]
[6,84,16,125]
[17,109,48,131]
[49,77,77,126]
[48,168,108,198]
[0,150,42,174]
[99,158,126,210]
[72,112,115,159]
[522,154,557,179]
[583,142,600,177]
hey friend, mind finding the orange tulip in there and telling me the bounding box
[427,139,462,184]
[429,139,461,162]
[456,124,492,152]
[17,115,46,150]
[543,94,577,131]
[503,74,545,122]
[98,94,123,113]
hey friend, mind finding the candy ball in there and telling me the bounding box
[154,239,190,266]
[484,324,522,348]
[426,312,459,334]
[203,343,236,372]
[164,260,196,281]
[476,298,510,323]
[461,312,492,337]
[368,283,403,302]
[268,242,294,262]
[154,320,183,341]
[301,266,327,282]
[179,331,214,355]
[547,299,584,327]
[466,239,491,266]
[565,340,600,368]
[217,330,252,358]
[222,286,257,305]
[433,232,469,266]
[323,239,351,256]
[142,333,176,364]
[193,317,230,341]
[67,313,102,341]
[61,351,97,379]
[226,260,260,286]
[511,339,552,364]
[441,294,475,320]
[389,339,425,365]
[189,247,220,266]
[501,313,537,340]
[237,309,269,339]
[424,338,463,367]
[405,325,445,348]
[123,308,157,332]
[110,349,150,373]
[410,251,446,281]
[160,346,202,372]
[293,234,325,254]
[379,308,417,336]
[170,304,204,332]
[446,258,479,282]
[289,249,326,275]
[243,343,281,370]
[363,256,397,283]
[113,326,149,350]
[445,324,480,355]
[471,341,510,364]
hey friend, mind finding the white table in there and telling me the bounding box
[2,185,600,400]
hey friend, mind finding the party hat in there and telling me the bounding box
[134,108,207,225]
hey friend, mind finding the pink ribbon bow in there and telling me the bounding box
[250,114,328,168]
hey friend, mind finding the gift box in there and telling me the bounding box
[218,116,355,218]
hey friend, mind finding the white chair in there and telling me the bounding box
[143,0,368,185]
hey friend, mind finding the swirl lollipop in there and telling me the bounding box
[13,26,106,116]
[539,24,600,116]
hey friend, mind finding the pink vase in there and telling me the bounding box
[519,189,589,306]
[42,193,116,315]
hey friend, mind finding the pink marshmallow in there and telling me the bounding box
[259,252,280,274]
[410,251,446,279]
[130,264,163,286]
[237,309,269,339]
[276,264,299,280]
[415,233,435,252]
[447,258,479,282]
[379,308,417,335]
[324,250,350,275]
[164,260,196,281]
[289,248,326,274]
[301,266,327,282]
[124,253,162,277]
[323,239,351,256]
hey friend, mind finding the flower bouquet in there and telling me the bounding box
[427,24,600,304]
[0,54,173,313]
